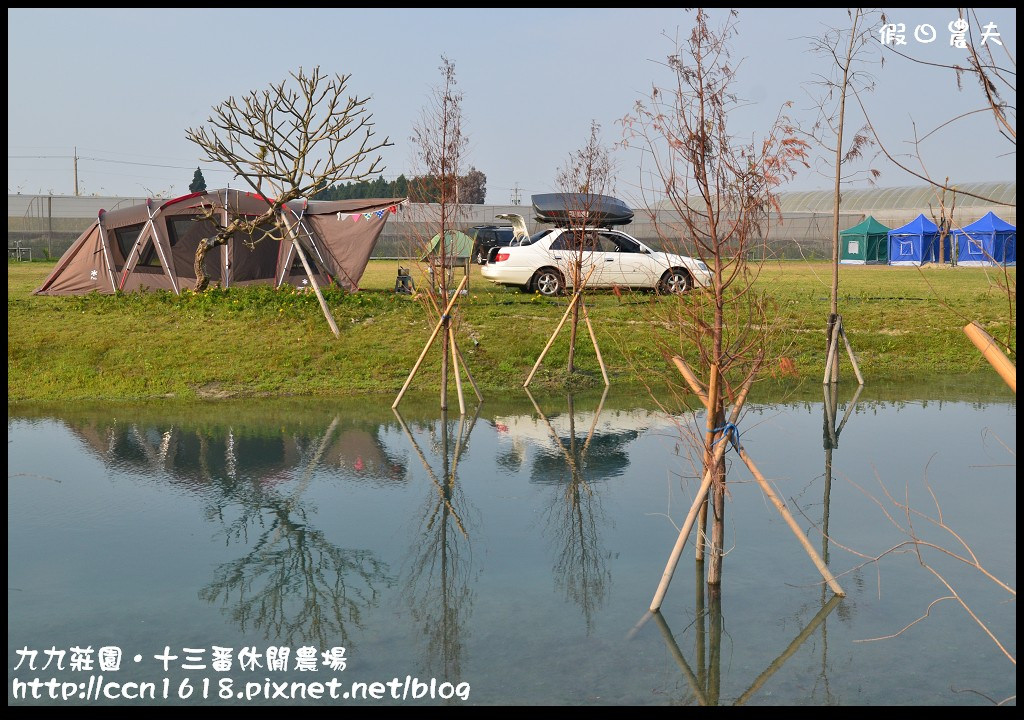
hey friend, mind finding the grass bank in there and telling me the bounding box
[8,258,1016,402]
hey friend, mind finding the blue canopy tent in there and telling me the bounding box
[952,211,1016,266]
[888,214,948,265]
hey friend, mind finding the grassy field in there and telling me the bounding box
[7,257,1016,402]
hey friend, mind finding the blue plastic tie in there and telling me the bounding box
[713,422,740,449]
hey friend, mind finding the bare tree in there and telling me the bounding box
[185,65,392,301]
[555,121,616,378]
[394,56,483,413]
[802,8,883,382]
[621,9,811,586]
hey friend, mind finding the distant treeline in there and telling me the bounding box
[313,167,486,204]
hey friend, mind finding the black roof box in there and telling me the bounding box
[531,193,634,227]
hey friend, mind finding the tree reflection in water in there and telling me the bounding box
[393,406,480,681]
[65,410,396,649]
[527,387,613,633]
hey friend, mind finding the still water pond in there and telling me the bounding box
[8,380,1016,706]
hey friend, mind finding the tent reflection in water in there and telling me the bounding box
[33,188,404,296]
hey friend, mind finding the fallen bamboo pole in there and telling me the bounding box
[964,321,1016,393]
[524,265,597,387]
[393,275,468,409]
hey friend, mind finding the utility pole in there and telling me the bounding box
[73,146,79,197]
[510,183,522,205]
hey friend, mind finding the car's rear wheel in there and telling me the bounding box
[531,268,565,296]
[658,268,692,295]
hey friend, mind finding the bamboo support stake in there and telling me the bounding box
[700,364,722,565]
[393,275,469,409]
[281,213,340,338]
[727,434,845,596]
[672,357,708,399]
[822,320,841,385]
[448,326,466,416]
[581,301,609,386]
[524,265,597,387]
[454,341,484,402]
[839,321,864,385]
[964,321,1016,393]
[422,280,483,405]
[650,370,757,611]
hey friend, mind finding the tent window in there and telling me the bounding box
[167,216,221,280]
[113,224,159,267]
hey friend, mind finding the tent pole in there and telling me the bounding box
[281,209,340,338]
[144,199,180,295]
[96,211,117,290]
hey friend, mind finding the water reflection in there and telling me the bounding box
[61,411,400,647]
[8,382,1014,706]
[527,388,613,632]
[650,573,842,705]
[393,406,480,680]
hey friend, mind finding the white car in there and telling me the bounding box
[480,217,712,296]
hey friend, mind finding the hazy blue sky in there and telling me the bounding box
[7,8,1016,204]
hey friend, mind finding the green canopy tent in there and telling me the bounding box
[422,230,475,261]
[840,216,890,264]
[421,229,475,291]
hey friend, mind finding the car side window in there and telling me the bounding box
[550,233,571,251]
[608,233,641,253]
[595,233,619,253]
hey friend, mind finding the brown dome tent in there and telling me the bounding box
[34,189,406,295]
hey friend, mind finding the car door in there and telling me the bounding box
[546,230,606,288]
[600,231,657,287]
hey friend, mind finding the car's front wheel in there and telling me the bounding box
[531,268,565,296]
[657,268,692,295]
